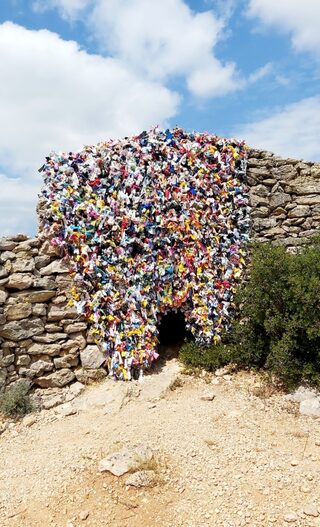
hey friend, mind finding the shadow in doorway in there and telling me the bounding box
[157,310,193,361]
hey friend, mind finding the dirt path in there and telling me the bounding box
[0,361,319,527]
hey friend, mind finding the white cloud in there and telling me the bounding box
[247,62,272,84]
[91,0,244,98]
[0,22,179,235]
[248,0,320,57]
[34,0,245,99]
[33,0,91,19]
[0,174,39,235]
[34,0,272,98]
[90,0,222,77]
[205,0,237,21]
[187,58,239,97]
[187,58,272,97]
[235,96,320,161]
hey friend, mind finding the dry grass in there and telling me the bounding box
[249,374,284,399]
[204,439,219,450]
[131,456,159,473]
[169,376,184,391]
[0,381,33,418]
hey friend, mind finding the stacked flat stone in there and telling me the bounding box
[0,234,105,392]
[248,150,320,251]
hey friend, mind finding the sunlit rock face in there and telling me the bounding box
[40,128,250,379]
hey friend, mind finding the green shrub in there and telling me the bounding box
[180,238,320,390]
[180,340,233,372]
[0,380,33,417]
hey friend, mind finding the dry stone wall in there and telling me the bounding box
[1,149,320,391]
[248,149,320,250]
[0,234,106,392]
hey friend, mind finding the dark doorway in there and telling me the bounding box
[157,310,192,359]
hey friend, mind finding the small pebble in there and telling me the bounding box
[283,512,298,523]
[200,394,215,402]
[300,485,311,493]
[303,504,319,517]
[22,415,37,427]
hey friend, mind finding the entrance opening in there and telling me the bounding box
[157,310,192,359]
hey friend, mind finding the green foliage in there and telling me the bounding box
[0,380,33,418]
[180,238,320,390]
[179,340,233,372]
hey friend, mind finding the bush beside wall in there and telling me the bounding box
[181,239,320,390]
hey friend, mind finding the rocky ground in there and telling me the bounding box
[0,360,319,527]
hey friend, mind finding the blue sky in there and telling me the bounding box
[0,0,320,235]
